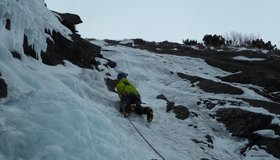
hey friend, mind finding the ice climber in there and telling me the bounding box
[115,72,153,122]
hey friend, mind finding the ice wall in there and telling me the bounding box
[0,0,71,58]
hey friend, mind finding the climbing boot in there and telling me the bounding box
[146,107,153,122]
[124,104,136,117]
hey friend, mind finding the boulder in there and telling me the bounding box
[166,103,190,120]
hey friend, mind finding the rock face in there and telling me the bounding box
[241,98,280,115]
[0,75,7,98]
[221,71,280,102]
[216,108,273,137]
[42,32,101,69]
[216,108,280,158]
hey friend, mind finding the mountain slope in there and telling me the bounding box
[93,40,279,160]
[0,1,280,160]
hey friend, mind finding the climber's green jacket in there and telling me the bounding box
[116,78,140,98]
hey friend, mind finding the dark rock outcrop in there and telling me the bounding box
[40,12,101,69]
[177,72,244,95]
[11,51,21,59]
[0,75,7,98]
[103,58,117,68]
[42,32,101,69]
[216,108,280,159]
[173,105,190,120]
[5,19,11,30]
[244,134,280,159]
[241,98,280,115]
[54,12,82,33]
[20,12,101,69]
[166,101,175,112]
[216,108,273,137]
[156,94,168,102]
[198,79,244,95]
[221,71,280,102]
[23,35,37,59]
[20,13,101,69]
[166,102,190,120]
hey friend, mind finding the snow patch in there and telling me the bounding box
[272,118,280,126]
[237,47,269,54]
[254,129,280,138]
[119,39,134,45]
[232,56,265,61]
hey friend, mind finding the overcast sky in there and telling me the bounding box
[45,0,280,46]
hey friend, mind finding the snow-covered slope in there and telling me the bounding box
[0,41,278,159]
[0,1,279,160]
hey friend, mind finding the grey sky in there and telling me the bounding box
[45,0,280,46]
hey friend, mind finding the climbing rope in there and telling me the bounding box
[127,117,167,160]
